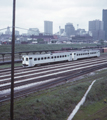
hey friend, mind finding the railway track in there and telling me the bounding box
[0,56,107,102]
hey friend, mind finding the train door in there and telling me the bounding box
[73,53,77,60]
[68,53,72,61]
[29,57,33,67]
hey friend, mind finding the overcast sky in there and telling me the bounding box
[0,0,107,34]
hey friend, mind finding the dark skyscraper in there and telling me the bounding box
[102,9,107,40]
[65,23,75,37]
[89,20,105,40]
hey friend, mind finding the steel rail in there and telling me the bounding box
[0,63,107,103]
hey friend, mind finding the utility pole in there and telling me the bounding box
[10,0,16,120]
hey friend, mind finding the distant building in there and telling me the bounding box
[5,27,12,35]
[65,23,75,37]
[59,26,64,36]
[102,9,107,40]
[75,29,87,36]
[44,21,53,35]
[28,28,39,36]
[71,35,93,43]
[89,20,105,40]
[15,30,19,36]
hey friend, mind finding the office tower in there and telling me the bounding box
[102,9,107,40]
[65,23,75,37]
[44,21,53,35]
[89,20,105,40]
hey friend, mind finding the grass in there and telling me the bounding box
[73,69,107,120]
[0,43,99,53]
[0,67,107,120]
[0,80,91,120]
[0,63,22,69]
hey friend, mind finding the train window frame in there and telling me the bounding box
[29,57,32,60]
[26,58,28,61]
[34,58,37,61]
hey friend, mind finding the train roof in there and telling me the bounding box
[22,49,100,58]
[22,51,72,57]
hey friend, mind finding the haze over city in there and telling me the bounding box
[0,0,107,34]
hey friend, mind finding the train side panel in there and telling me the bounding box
[22,52,73,67]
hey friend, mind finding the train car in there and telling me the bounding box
[72,49,100,60]
[22,52,72,67]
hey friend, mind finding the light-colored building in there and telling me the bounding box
[15,30,19,36]
[44,21,53,35]
[5,27,12,35]
[89,20,105,40]
[28,28,39,36]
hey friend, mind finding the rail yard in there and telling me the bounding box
[0,54,107,103]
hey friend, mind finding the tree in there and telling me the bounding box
[99,39,104,46]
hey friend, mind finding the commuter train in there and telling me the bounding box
[22,49,100,67]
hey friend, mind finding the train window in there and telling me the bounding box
[38,58,40,60]
[48,57,50,59]
[54,56,56,58]
[44,57,46,59]
[57,56,59,58]
[26,58,28,61]
[41,57,43,60]
[65,55,67,57]
[74,53,76,55]
[70,53,72,55]
[51,56,53,59]
[60,56,61,58]
[34,58,37,61]
[29,57,32,59]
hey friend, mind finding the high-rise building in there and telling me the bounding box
[102,9,107,40]
[44,21,53,35]
[65,23,75,37]
[89,20,105,40]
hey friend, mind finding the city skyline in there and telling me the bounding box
[0,0,107,34]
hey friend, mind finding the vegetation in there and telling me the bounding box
[99,39,104,46]
[0,69,107,120]
[73,69,107,120]
[0,43,99,53]
[0,63,22,69]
